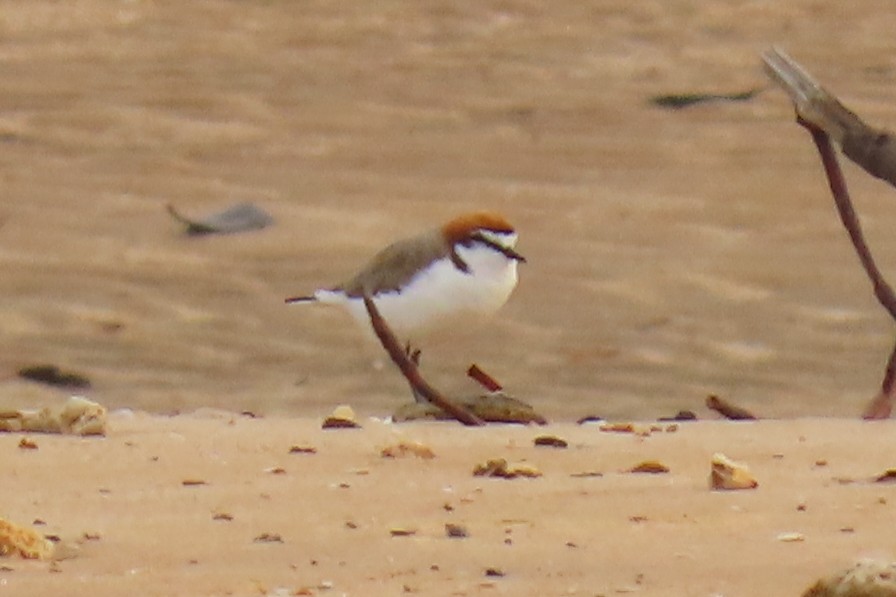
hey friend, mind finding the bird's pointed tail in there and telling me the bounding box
[286,289,347,305]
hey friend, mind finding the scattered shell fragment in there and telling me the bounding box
[389,527,417,537]
[873,468,896,483]
[628,460,670,474]
[50,541,80,561]
[658,410,698,421]
[473,458,542,479]
[0,517,54,560]
[288,445,317,454]
[533,435,568,448]
[331,405,355,420]
[576,415,604,425]
[253,533,283,543]
[596,422,676,436]
[380,440,436,459]
[710,453,758,490]
[0,396,107,436]
[777,532,805,542]
[17,437,38,450]
[181,479,207,487]
[801,558,896,597]
[322,405,360,429]
[445,523,468,538]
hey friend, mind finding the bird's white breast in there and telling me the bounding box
[319,243,519,342]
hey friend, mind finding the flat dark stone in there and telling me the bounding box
[393,392,546,425]
[18,364,91,389]
[167,202,274,235]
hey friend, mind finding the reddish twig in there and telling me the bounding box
[864,340,896,419]
[362,295,484,426]
[801,119,896,320]
[467,364,503,392]
[763,48,896,419]
[705,395,757,420]
[798,119,896,419]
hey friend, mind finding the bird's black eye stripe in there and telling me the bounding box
[469,232,526,262]
[449,247,471,273]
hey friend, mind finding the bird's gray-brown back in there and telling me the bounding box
[336,228,449,298]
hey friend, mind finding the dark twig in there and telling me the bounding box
[467,364,503,392]
[801,119,896,320]
[705,395,757,420]
[864,340,896,419]
[362,295,484,426]
[799,120,896,419]
[763,48,896,419]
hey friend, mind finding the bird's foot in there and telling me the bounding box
[403,342,422,367]
[404,342,427,403]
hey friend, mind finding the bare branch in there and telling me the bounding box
[362,295,484,426]
[762,48,896,418]
[467,364,503,392]
[705,395,757,420]
[800,118,896,321]
[763,47,896,188]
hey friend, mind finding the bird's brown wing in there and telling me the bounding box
[338,231,449,298]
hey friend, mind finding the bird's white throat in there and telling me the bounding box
[476,230,518,250]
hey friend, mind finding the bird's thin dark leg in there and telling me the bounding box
[404,342,426,402]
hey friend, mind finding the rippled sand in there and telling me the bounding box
[4,1,896,420]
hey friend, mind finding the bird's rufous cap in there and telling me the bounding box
[441,211,515,245]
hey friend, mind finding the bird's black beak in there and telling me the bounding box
[505,246,526,263]
[471,232,526,263]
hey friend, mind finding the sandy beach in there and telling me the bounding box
[5,413,896,596]
[4,1,896,594]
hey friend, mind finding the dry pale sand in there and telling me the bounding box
[5,1,896,595]
[4,413,896,596]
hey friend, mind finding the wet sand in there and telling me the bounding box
[3,1,896,420]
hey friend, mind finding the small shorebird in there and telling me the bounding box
[285,211,525,351]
